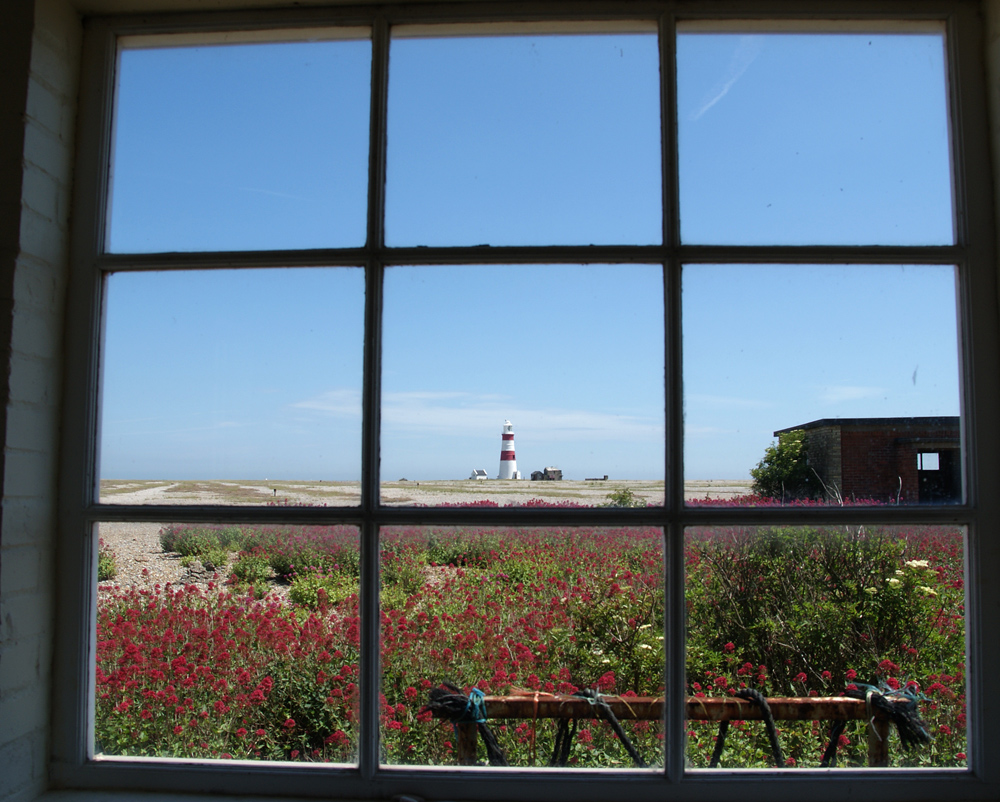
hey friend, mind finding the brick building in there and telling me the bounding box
[774,416,961,504]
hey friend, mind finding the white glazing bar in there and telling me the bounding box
[51,3,1000,801]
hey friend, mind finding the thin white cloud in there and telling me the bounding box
[817,385,887,404]
[291,388,363,416]
[690,35,764,120]
[292,388,661,442]
[383,392,660,441]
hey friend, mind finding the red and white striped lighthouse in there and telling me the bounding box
[498,420,520,480]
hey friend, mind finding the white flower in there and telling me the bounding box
[919,586,938,596]
[905,559,930,570]
[887,577,901,586]
[895,569,905,576]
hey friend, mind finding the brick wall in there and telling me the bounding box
[839,424,960,503]
[839,427,903,501]
[0,2,80,800]
[802,424,842,497]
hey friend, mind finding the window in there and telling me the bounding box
[918,454,941,471]
[55,2,1000,801]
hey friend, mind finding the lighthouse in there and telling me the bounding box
[498,420,521,480]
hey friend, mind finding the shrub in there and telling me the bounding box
[750,429,816,500]
[231,550,272,587]
[159,525,220,556]
[604,487,645,507]
[288,569,355,609]
[159,524,251,557]
[200,547,229,571]
[424,529,504,567]
[258,526,360,582]
[97,540,117,581]
[685,525,960,690]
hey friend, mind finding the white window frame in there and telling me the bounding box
[52,2,1000,801]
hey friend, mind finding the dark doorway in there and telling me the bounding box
[918,449,961,503]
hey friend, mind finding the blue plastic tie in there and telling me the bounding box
[464,687,487,724]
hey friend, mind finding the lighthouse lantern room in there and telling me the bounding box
[498,420,521,480]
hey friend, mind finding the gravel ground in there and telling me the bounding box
[98,521,223,591]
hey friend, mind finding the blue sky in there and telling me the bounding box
[100,27,959,481]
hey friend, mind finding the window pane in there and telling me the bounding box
[677,27,953,245]
[380,265,664,504]
[380,526,664,767]
[685,524,966,769]
[683,265,961,505]
[95,522,360,762]
[108,38,371,253]
[386,31,662,246]
[99,269,363,502]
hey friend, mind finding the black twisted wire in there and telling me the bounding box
[422,684,509,766]
[708,688,784,768]
[575,688,648,768]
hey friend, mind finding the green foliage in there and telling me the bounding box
[685,526,953,690]
[200,547,229,571]
[562,584,663,693]
[424,529,504,567]
[159,524,250,557]
[380,545,424,593]
[231,550,272,587]
[683,525,965,768]
[288,569,355,609]
[98,523,964,769]
[267,653,356,757]
[267,540,360,583]
[604,487,645,507]
[97,541,117,581]
[750,429,815,500]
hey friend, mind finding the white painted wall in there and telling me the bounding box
[0,2,80,800]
